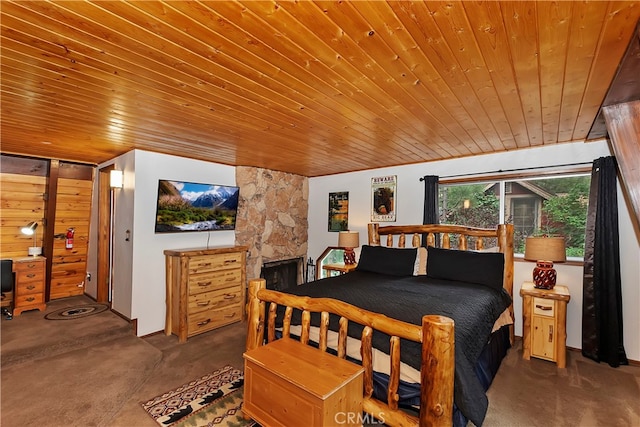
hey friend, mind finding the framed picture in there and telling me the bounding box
[328,191,349,231]
[371,175,396,222]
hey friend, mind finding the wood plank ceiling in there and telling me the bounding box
[1,1,639,177]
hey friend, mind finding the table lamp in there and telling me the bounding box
[21,221,42,256]
[524,236,566,289]
[338,231,359,265]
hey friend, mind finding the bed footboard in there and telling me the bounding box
[245,278,454,427]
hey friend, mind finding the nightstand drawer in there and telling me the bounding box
[533,297,555,317]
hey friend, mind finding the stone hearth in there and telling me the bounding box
[235,166,308,283]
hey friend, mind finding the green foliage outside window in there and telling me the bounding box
[439,175,590,258]
[536,176,590,257]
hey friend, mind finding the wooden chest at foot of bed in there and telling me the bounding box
[243,337,364,427]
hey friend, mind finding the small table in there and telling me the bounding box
[520,282,570,368]
[322,263,357,276]
[244,337,364,426]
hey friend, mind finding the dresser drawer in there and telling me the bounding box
[188,269,242,295]
[14,291,45,307]
[15,269,45,286]
[188,286,243,314]
[188,305,242,336]
[14,259,45,273]
[188,252,243,274]
[15,278,45,296]
[533,297,555,317]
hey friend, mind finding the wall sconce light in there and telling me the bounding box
[110,170,123,188]
[338,231,360,265]
[21,221,42,256]
[463,199,471,209]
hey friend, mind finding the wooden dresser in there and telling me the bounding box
[13,256,47,316]
[164,246,247,343]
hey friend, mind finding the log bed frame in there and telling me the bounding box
[245,223,514,426]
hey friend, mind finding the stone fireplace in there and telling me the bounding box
[261,257,303,291]
[235,166,309,283]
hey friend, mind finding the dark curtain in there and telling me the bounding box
[421,175,439,246]
[582,156,628,367]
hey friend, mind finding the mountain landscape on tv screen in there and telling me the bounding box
[155,180,239,233]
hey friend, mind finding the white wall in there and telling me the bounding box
[308,140,640,361]
[89,150,237,336]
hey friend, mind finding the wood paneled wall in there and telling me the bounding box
[49,176,93,299]
[603,100,640,230]
[0,154,95,300]
[0,173,48,257]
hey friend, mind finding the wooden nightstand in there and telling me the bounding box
[322,263,357,276]
[520,282,571,368]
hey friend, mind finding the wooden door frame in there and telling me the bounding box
[96,166,114,303]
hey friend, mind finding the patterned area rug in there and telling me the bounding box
[44,303,109,320]
[141,365,257,427]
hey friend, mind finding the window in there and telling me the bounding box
[316,247,346,279]
[439,173,590,258]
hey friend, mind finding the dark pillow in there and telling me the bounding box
[356,245,418,276]
[426,246,504,290]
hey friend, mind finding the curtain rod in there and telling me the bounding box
[420,161,593,181]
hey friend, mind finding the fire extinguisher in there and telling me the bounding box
[65,228,75,250]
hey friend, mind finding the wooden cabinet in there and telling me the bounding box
[13,257,47,316]
[164,246,247,343]
[244,337,364,427]
[520,282,570,368]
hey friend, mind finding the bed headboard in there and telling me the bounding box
[367,222,515,322]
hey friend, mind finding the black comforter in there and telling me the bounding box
[275,271,511,426]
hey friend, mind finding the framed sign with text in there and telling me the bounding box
[371,175,396,222]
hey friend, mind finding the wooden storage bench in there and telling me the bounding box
[243,337,364,427]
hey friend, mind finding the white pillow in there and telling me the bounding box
[414,247,428,275]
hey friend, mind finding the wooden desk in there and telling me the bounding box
[244,337,364,427]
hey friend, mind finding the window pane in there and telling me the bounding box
[439,174,590,258]
[439,182,500,248]
[505,175,590,257]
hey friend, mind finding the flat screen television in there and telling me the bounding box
[154,179,239,233]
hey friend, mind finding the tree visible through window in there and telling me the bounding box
[439,174,590,258]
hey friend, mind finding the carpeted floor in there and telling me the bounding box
[1,295,246,427]
[1,294,639,426]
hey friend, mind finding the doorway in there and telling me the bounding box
[96,166,115,303]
